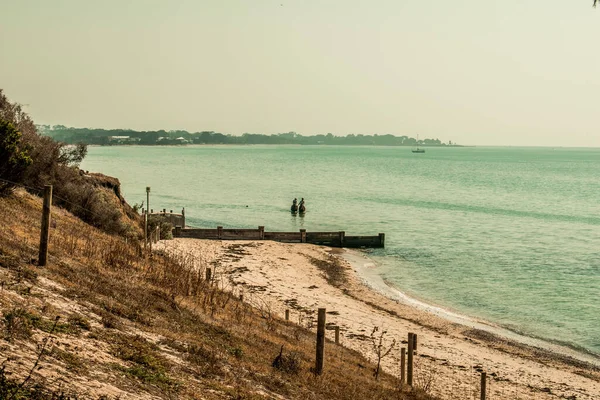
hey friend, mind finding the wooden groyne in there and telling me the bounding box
[173,226,385,248]
[148,208,185,228]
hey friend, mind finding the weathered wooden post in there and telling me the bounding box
[206,268,212,283]
[143,210,147,251]
[378,233,385,247]
[315,308,326,375]
[217,226,223,240]
[155,226,160,242]
[338,231,345,247]
[407,333,414,386]
[285,309,290,321]
[400,347,406,385]
[413,333,418,354]
[258,226,265,240]
[38,185,52,266]
[335,326,340,344]
[300,229,306,243]
[480,372,487,400]
[181,207,185,227]
[146,186,150,247]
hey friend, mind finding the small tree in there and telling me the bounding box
[370,327,396,380]
[0,119,32,195]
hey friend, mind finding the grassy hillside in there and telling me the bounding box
[0,188,434,400]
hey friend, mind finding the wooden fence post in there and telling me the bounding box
[206,268,212,282]
[285,309,290,321]
[335,326,340,344]
[400,347,406,385]
[38,185,52,266]
[407,333,414,386]
[480,372,487,400]
[315,308,326,375]
[144,210,148,251]
[413,333,418,354]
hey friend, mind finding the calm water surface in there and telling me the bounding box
[81,146,600,357]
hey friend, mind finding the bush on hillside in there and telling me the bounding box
[0,89,142,238]
[148,215,174,240]
[0,120,32,195]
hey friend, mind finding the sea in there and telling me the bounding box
[81,145,600,362]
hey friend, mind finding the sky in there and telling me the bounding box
[1,0,599,147]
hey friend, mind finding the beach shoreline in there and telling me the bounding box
[342,249,600,368]
[155,238,600,400]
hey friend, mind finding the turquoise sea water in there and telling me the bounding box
[81,145,600,358]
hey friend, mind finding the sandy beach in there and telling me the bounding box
[155,238,600,400]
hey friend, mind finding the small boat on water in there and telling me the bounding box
[412,135,425,153]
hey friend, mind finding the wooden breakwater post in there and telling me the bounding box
[285,309,290,321]
[205,268,212,283]
[315,308,326,375]
[38,185,52,266]
[335,326,340,345]
[480,372,487,400]
[407,332,414,386]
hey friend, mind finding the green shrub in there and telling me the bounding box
[0,120,32,195]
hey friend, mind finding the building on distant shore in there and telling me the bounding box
[108,136,141,144]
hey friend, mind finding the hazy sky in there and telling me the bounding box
[2,1,599,146]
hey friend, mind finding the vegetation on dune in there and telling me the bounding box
[0,89,141,238]
[0,189,436,399]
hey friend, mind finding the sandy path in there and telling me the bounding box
[156,239,600,400]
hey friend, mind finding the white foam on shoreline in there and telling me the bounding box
[341,248,600,367]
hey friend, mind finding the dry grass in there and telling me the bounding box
[0,189,437,399]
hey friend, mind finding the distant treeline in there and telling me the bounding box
[37,125,457,147]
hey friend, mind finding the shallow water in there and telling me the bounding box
[81,145,600,357]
